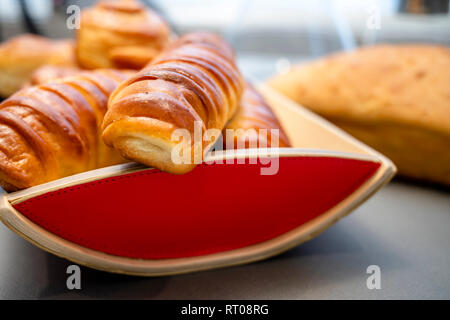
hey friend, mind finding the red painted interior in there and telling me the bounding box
[13,157,380,259]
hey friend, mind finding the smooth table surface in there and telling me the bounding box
[0,180,449,299]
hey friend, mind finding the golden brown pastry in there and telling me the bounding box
[268,44,450,185]
[76,0,171,70]
[224,83,291,149]
[0,34,77,97]
[28,66,137,87]
[0,69,132,192]
[102,32,245,174]
[28,65,81,87]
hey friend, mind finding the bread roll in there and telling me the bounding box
[224,83,291,149]
[268,45,450,185]
[0,35,77,97]
[0,69,132,191]
[76,0,171,70]
[102,32,245,174]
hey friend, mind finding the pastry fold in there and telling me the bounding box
[76,0,171,69]
[224,83,291,149]
[0,69,132,191]
[268,45,450,185]
[28,65,81,87]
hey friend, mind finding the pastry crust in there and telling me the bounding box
[0,69,131,191]
[102,32,245,174]
[76,0,170,69]
[28,65,81,87]
[0,35,77,97]
[224,83,291,149]
[268,44,450,185]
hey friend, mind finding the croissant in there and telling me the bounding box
[76,0,171,70]
[0,69,132,192]
[102,32,245,174]
[224,83,291,149]
[0,34,77,97]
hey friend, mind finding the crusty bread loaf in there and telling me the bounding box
[76,0,170,70]
[0,35,77,97]
[268,44,450,185]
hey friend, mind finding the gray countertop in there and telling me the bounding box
[1,180,449,299]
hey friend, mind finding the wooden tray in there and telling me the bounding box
[0,85,396,276]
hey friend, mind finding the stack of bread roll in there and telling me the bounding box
[0,0,290,191]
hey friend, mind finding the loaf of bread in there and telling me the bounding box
[0,69,132,191]
[224,83,291,149]
[76,0,171,70]
[0,35,77,97]
[102,32,245,174]
[268,45,450,185]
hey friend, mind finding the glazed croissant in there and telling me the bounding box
[224,83,291,149]
[0,34,77,97]
[76,0,171,70]
[0,69,132,192]
[102,32,245,174]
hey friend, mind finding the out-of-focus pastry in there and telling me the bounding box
[268,44,450,185]
[0,69,131,192]
[28,65,81,87]
[0,34,77,97]
[224,83,291,149]
[76,0,171,70]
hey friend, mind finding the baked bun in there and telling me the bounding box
[224,83,291,149]
[102,32,245,174]
[0,69,132,191]
[268,44,450,185]
[0,35,76,97]
[76,0,171,70]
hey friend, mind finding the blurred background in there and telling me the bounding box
[1,0,449,79]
